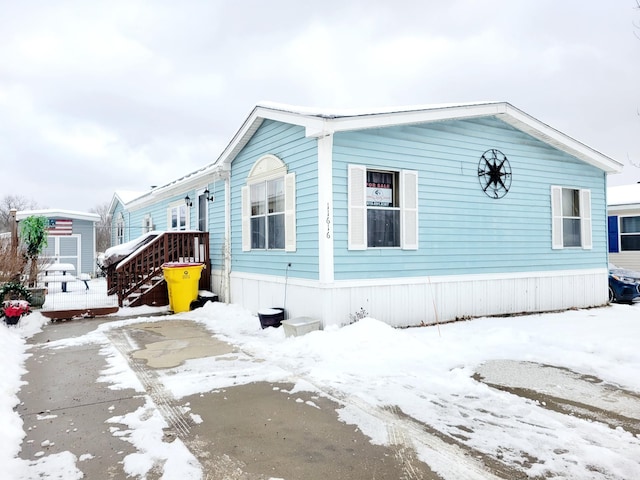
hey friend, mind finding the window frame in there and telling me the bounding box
[366,169,401,248]
[348,165,418,251]
[241,154,296,252]
[619,215,640,251]
[197,187,208,232]
[167,201,189,232]
[142,214,154,234]
[551,186,592,250]
[249,177,285,250]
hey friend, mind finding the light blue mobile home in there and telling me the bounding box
[113,101,622,327]
[108,171,227,295]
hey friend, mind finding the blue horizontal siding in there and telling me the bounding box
[230,120,320,280]
[208,180,226,272]
[111,202,125,246]
[116,180,226,271]
[332,116,607,280]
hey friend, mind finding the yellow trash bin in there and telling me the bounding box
[161,262,204,313]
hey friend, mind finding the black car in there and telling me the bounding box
[608,263,640,303]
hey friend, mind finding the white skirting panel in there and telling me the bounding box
[208,269,226,301]
[229,269,609,328]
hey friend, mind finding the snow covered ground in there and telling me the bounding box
[2,302,640,479]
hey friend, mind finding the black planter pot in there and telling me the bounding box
[4,316,20,326]
[258,308,285,329]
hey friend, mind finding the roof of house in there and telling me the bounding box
[108,190,148,213]
[218,101,622,174]
[608,184,640,207]
[117,101,624,207]
[16,209,100,222]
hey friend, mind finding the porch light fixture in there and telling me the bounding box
[184,195,193,207]
[204,188,215,202]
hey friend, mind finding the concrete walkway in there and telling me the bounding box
[18,317,440,479]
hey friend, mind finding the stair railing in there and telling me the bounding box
[109,231,210,307]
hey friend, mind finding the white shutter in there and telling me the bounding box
[401,170,418,250]
[551,186,563,249]
[580,189,592,250]
[348,165,367,250]
[241,186,251,251]
[284,172,296,252]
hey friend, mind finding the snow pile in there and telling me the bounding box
[2,303,640,479]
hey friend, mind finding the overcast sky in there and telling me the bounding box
[2,0,639,211]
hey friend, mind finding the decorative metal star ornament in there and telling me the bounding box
[478,149,512,199]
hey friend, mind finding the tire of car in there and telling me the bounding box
[608,286,615,303]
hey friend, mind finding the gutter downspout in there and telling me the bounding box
[223,169,231,303]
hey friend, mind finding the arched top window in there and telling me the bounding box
[242,154,296,252]
[247,154,287,183]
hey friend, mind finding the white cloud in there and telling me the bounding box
[0,0,639,209]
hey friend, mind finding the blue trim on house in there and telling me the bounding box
[608,216,619,253]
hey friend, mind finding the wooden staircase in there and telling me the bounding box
[106,231,211,307]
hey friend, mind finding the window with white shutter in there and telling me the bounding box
[550,186,591,249]
[348,165,418,250]
[241,155,295,251]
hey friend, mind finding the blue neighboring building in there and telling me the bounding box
[17,209,100,276]
[111,101,622,327]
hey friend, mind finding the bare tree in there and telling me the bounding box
[90,201,112,253]
[0,195,38,233]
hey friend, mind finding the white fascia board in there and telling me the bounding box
[108,193,123,215]
[499,104,622,174]
[219,101,622,175]
[608,204,640,212]
[16,209,101,222]
[309,102,508,137]
[219,106,325,167]
[126,168,227,210]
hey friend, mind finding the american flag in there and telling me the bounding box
[48,218,73,236]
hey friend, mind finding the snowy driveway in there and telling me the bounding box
[9,302,640,479]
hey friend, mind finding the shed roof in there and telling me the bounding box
[16,209,100,222]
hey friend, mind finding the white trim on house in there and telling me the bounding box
[551,186,563,249]
[196,187,209,232]
[347,165,367,250]
[166,200,190,231]
[241,186,251,252]
[241,155,294,252]
[317,134,334,283]
[401,170,418,250]
[231,266,606,288]
[580,189,593,250]
[347,165,418,250]
[551,185,593,250]
[142,214,154,234]
[284,172,296,252]
[113,101,621,216]
[108,191,146,215]
[218,102,622,175]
